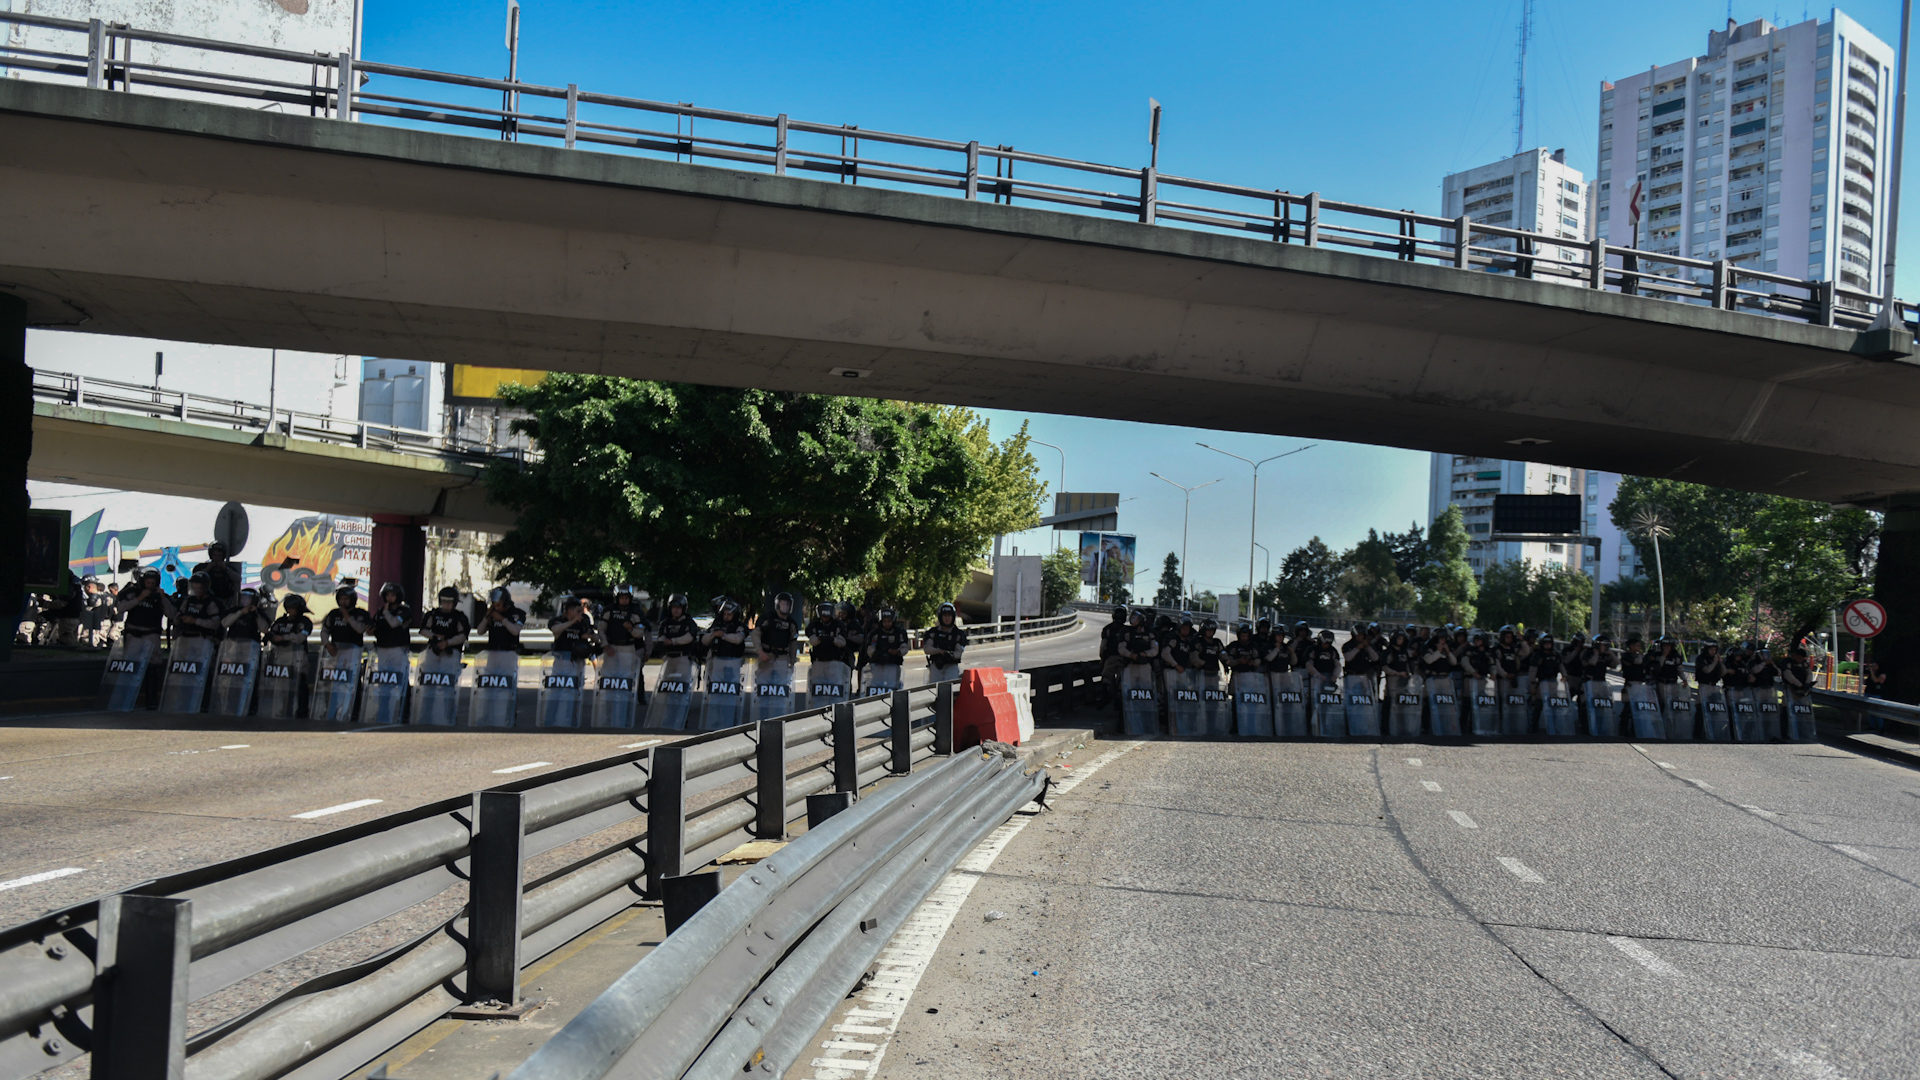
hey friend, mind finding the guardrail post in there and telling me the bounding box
[1819,280,1837,327]
[889,689,912,774]
[71,374,85,405]
[754,718,786,838]
[933,682,954,755]
[646,745,687,897]
[662,871,721,934]
[1304,192,1320,248]
[807,791,854,828]
[177,392,189,421]
[1712,259,1730,309]
[831,701,858,792]
[774,113,789,175]
[1517,234,1534,279]
[965,140,980,200]
[336,52,355,121]
[469,790,526,1005]
[1620,248,1639,296]
[87,19,105,89]
[564,84,578,148]
[1589,238,1607,289]
[1139,166,1157,224]
[1452,215,1469,268]
[92,894,191,1079]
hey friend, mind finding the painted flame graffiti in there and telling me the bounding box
[263,518,341,577]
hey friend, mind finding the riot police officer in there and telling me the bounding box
[371,583,415,673]
[176,572,226,642]
[1097,606,1128,706]
[756,593,802,666]
[550,594,601,660]
[1198,617,1225,679]
[922,602,968,682]
[750,592,802,719]
[703,598,748,663]
[1224,621,1264,673]
[422,587,471,657]
[653,594,699,662]
[806,602,845,664]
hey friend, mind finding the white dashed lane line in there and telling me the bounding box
[1498,857,1547,883]
[1741,804,1781,820]
[292,798,384,820]
[1607,936,1682,977]
[620,741,661,750]
[1684,778,1714,791]
[1420,780,1442,792]
[492,761,554,775]
[1831,844,1876,861]
[1447,810,1479,829]
[1406,757,1423,767]
[0,868,87,892]
[1774,1048,1850,1079]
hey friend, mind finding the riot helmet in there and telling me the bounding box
[817,602,835,621]
[1201,618,1217,633]
[1178,612,1195,630]
[1470,629,1490,646]
[1592,633,1612,646]
[836,601,856,619]
[281,593,308,615]
[238,587,258,606]
[668,593,689,615]
[186,571,210,597]
[1111,606,1127,622]
[774,591,794,616]
[489,586,514,606]
[559,593,583,611]
[879,608,897,626]
[1255,618,1272,635]
[1523,627,1540,642]
[1318,629,1334,642]
[438,586,460,608]
[1294,621,1310,633]
[206,542,228,561]
[937,602,957,626]
[380,582,404,603]
[1367,621,1381,635]
[1390,628,1409,646]
[139,568,162,586]
[1234,621,1253,638]
[334,582,359,608]
[1128,608,1147,628]
[717,597,741,619]
[1498,625,1516,644]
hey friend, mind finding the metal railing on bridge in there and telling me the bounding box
[2,11,1909,334]
[32,368,536,465]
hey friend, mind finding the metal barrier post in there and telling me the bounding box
[964,141,979,199]
[647,745,688,896]
[1453,215,1469,269]
[774,113,789,174]
[662,871,721,934]
[87,19,105,89]
[1304,192,1321,247]
[337,52,355,121]
[754,718,787,838]
[564,84,578,148]
[831,701,858,792]
[92,895,191,1079]
[933,682,954,755]
[470,790,527,1004]
[1820,280,1838,327]
[889,689,913,774]
[1713,259,1730,309]
[1589,237,1607,289]
[1140,166,1157,224]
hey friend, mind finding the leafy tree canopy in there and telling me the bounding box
[482,375,1042,625]
[1337,529,1417,618]
[1041,548,1081,614]
[1474,558,1591,636]
[1414,505,1478,626]
[1155,552,1184,608]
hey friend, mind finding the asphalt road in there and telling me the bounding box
[806,737,1920,1080]
[0,619,1092,928]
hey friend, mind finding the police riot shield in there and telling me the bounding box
[362,647,411,726]
[1754,687,1783,741]
[1785,693,1817,741]
[1426,676,1463,737]
[256,643,306,721]
[1120,663,1159,737]
[1167,669,1206,736]
[414,650,464,727]
[97,636,157,712]
[158,637,215,714]
[1625,683,1663,740]
[1467,677,1501,738]
[1585,681,1620,738]
[646,656,699,730]
[1386,676,1423,739]
[927,661,962,685]
[1270,671,1308,737]
[1729,688,1759,742]
[208,638,262,717]
[1501,679,1531,737]
[751,656,797,723]
[1659,683,1695,741]
[1344,674,1380,738]
[1698,686,1732,741]
[1311,679,1345,738]
[1232,672,1275,737]
[699,657,747,731]
[1540,676,1578,737]
[588,650,641,729]
[865,663,905,697]
[1201,674,1234,736]
[469,650,520,728]
[537,653,588,728]
[310,645,362,723]
[805,660,851,714]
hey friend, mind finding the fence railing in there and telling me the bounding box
[2,11,1910,333]
[0,683,954,1080]
[32,368,536,464]
[1812,687,1920,733]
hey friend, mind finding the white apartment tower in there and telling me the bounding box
[1441,147,1592,273]
[1595,11,1896,296]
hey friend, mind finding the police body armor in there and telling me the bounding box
[97,635,157,712]
[1426,675,1463,737]
[311,645,363,723]
[1343,673,1380,739]
[589,649,642,729]
[208,637,262,717]
[363,647,411,726]
[414,649,464,726]
[469,650,520,728]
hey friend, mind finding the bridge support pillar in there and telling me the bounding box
[0,293,27,664]
[1872,493,1920,702]
[370,515,425,605]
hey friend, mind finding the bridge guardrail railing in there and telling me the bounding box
[1811,688,1920,733]
[0,682,955,1080]
[2,10,1909,334]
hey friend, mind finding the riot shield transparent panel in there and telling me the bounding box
[1167,669,1205,736]
[699,656,747,731]
[159,637,216,714]
[362,646,411,726]
[1586,681,1620,738]
[1270,671,1307,737]
[414,649,464,726]
[805,660,851,714]
[538,652,588,727]
[310,644,362,723]
[1199,673,1233,736]
[750,656,796,723]
[1344,674,1379,738]
[1627,683,1663,740]
[256,643,306,720]
[1539,676,1578,737]
[589,649,641,729]
[97,636,156,713]
[1119,663,1159,736]
[208,638,262,717]
[1659,683,1695,741]
[1698,686,1732,741]
[1232,671,1274,738]
[469,649,520,728]
[1426,676,1463,737]
[1386,675,1423,739]
[646,656,699,730]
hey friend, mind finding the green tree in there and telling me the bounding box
[482,375,1042,624]
[1098,556,1132,606]
[1257,536,1341,616]
[1041,547,1081,614]
[1475,558,1591,636]
[1337,529,1417,617]
[1415,505,1478,626]
[1382,521,1428,582]
[1155,552,1183,608]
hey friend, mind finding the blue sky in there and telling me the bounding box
[361,0,1915,593]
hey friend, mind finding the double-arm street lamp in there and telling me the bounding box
[1196,442,1315,616]
[1149,472,1221,607]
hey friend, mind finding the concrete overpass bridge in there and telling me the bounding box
[0,12,1916,680]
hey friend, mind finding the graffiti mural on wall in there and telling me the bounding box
[258,515,372,600]
[66,509,150,579]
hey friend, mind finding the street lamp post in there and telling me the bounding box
[1149,472,1221,607]
[1253,542,1270,616]
[1031,439,1066,551]
[1197,442,1315,618]
[1548,590,1559,640]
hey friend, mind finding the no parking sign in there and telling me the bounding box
[1842,598,1888,638]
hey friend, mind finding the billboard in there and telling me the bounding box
[449,365,548,405]
[1079,532,1136,589]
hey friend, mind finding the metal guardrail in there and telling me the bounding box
[32,368,535,464]
[510,748,1047,1080]
[1,11,1910,333]
[958,611,1078,646]
[1812,688,1920,732]
[0,683,956,1080]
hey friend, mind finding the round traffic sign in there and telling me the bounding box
[1842,598,1887,638]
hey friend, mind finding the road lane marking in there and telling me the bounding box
[219,744,250,750]
[292,799,384,819]
[1607,936,1681,977]
[1406,757,1423,767]
[1684,778,1714,791]
[1655,761,1675,769]
[804,738,1149,1080]
[1447,810,1479,829]
[0,868,86,892]
[620,741,661,749]
[492,761,554,774]
[1497,857,1546,883]
[1774,1048,1849,1079]
[1831,844,1876,860]
[1420,780,1443,792]
[1741,804,1780,820]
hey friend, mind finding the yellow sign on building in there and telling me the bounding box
[448,365,547,403]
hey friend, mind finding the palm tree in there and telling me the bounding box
[1629,507,1673,639]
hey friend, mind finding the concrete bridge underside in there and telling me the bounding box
[2,79,1919,505]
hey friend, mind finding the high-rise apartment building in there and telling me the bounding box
[1427,456,1588,578]
[1594,12,1895,296]
[1441,147,1592,273]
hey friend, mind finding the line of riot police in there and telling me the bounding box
[1096,607,1819,742]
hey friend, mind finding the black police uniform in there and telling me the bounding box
[321,607,367,648]
[372,601,414,651]
[868,623,909,665]
[922,624,969,669]
[422,607,471,655]
[758,609,800,658]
